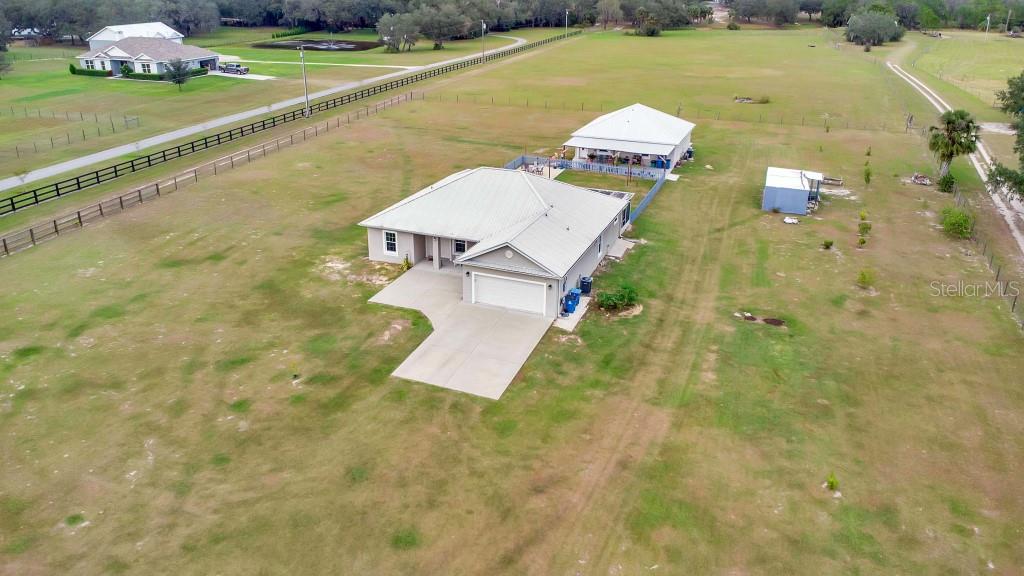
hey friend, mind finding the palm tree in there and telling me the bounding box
[928,109,979,177]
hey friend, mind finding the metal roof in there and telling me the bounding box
[764,167,824,191]
[87,22,184,42]
[359,168,629,277]
[564,103,695,151]
[78,38,217,62]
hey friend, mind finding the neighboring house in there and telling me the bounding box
[86,22,184,51]
[565,103,695,169]
[360,167,632,318]
[77,38,219,77]
[761,167,823,215]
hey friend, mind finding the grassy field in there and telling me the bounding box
[2,28,1023,576]
[0,28,559,178]
[907,30,1024,111]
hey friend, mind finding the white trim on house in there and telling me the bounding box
[383,230,398,254]
[471,271,547,316]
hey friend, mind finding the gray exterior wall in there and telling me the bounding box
[557,216,622,304]
[761,186,809,215]
[464,247,548,276]
[366,228,417,264]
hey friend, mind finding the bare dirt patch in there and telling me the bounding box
[376,319,412,344]
[316,256,392,285]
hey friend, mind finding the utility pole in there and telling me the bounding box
[1005,9,1013,33]
[299,45,310,117]
[565,9,569,37]
[985,13,991,36]
[481,20,486,58]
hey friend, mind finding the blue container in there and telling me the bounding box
[569,288,582,303]
[564,299,577,314]
[580,277,593,295]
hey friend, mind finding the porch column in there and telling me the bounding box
[432,236,440,270]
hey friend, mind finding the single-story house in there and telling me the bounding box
[86,22,184,51]
[360,167,632,318]
[565,103,695,169]
[761,167,823,215]
[77,38,219,77]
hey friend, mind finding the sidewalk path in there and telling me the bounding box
[887,60,1024,259]
[0,34,529,194]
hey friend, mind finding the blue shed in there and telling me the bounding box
[761,167,823,215]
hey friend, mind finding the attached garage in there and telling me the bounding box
[471,272,546,316]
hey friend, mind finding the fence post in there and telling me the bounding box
[194,169,199,183]
[1,237,7,256]
[29,228,36,246]
[138,189,144,203]
[77,211,83,227]
[53,220,59,236]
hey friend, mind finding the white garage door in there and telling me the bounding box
[472,273,546,315]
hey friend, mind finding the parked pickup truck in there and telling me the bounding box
[218,63,249,75]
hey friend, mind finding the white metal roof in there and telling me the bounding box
[564,103,695,152]
[359,167,629,277]
[563,136,675,156]
[764,167,824,191]
[87,22,184,42]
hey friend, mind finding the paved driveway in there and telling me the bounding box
[369,268,551,399]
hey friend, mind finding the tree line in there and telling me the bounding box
[797,0,1024,31]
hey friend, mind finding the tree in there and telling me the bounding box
[733,0,767,21]
[0,53,11,79]
[821,0,852,26]
[414,4,468,50]
[799,0,823,20]
[376,12,419,52]
[845,12,903,45]
[0,12,11,51]
[165,58,191,91]
[989,71,1024,199]
[894,2,919,28]
[928,109,979,177]
[597,0,623,28]
[766,0,799,24]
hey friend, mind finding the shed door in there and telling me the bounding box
[472,273,545,315]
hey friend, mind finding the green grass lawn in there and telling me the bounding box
[906,30,1024,111]
[0,28,566,178]
[1,28,1023,575]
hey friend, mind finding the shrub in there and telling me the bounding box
[124,71,165,81]
[937,173,956,193]
[940,206,974,239]
[863,164,872,185]
[727,21,741,30]
[756,95,771,104]
[859,209,868,221]
[826,471,839,491]
[272,27,310,38]
[822,239,834,250]
[865,146,871,157]
[858,236,867,247]
[596,284,639,311]
[856,268,875,288]
[858,221,872,236]
[70,64,112,77]
[401,255,412,271]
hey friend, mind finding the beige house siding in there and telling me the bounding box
[462,246,549,276]
[558,216,622,298]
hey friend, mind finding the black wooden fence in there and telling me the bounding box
[0,30,581,217]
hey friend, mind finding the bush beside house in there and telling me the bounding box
[69,64,112,77]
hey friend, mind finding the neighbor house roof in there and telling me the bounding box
[78,38,216,63]
[86,22,184,42]
[564,103,695,156]
[764,167,823,191]
[359,167,629,277]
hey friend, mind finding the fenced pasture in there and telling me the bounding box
[1,27,1023,576]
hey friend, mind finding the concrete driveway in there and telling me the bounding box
[369,267,551,399]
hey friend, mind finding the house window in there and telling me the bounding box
[99,60,107,70]
[453,239,467,254]
[383,230,398,254]
[84,60,95,70]
[140,63,152,74]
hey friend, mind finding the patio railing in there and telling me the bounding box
[504,155,669,181]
